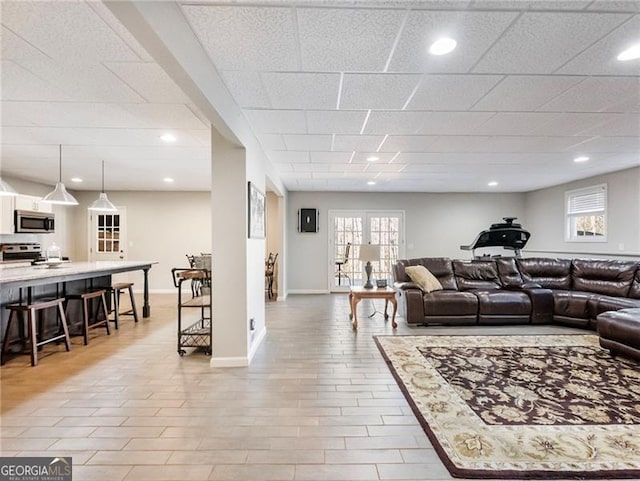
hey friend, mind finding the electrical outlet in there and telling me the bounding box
[249,318,255,331]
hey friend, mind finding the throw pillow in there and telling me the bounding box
[405,265,443,293]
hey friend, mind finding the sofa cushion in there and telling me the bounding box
[394,258,457,290]
[475,290,531,315]
[423,290,478,317]
[453,260,501,291]
[517,258,572,290]
[553,290,595,320]
[496,258,524,286]
[590,295,640,317]
[404,265,443,293]
[572,259,637,297]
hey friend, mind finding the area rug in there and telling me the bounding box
[374,334,640,479]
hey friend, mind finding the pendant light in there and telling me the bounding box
[0,177,18,196]
[43,145,79,205]
[88,160,117,212]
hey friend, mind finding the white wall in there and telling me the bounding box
[524,166,640,257]
[286,191,526,291]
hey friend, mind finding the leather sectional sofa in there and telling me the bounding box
[393,257,640,328]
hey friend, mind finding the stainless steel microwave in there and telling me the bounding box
[14,210,55,234]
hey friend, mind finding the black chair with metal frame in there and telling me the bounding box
[334,242,351,286]
[265,252,278,299]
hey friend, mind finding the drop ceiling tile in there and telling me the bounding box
[473,113,561,135]
[293,163,331,173]
[105,62,192,103]
[407,75,502,110]
[1,101,139,128]
[182,5,298,71]
[273,163,294,173]
[472,1,592,9]
[340,74,420,110]
[332,135,385,152]
[268,151,310,163]
[1,2,140,62]
[587,1,640,12]
[244,110,307,134]
[380,135,439,152]
[473,12,631,74]
[0,26,49,61]
[1,60,74,101]
[364,163,406,173]
[364,111,426,135]
[567,136,639,153]
[425,135,492,152]
[256,134,286,151]
[262,72,340,109]
[389,10,518,73]
[532,113,620,136]
[557,16,640,75]
[329,164,367,173]
[472,75,585,111]
[0,102,38,126]
[283,134,332,151]
[17,58,144,103]
[120,104,207,130]
[474,135,592,153]
[418,112,496,135]
[540,77,640,112]
[306,110,367,134]
[297,7,405,72]
[352,152,398,163]
[578,114,640,136]
[221,71,271,109]
[309,152,353,163]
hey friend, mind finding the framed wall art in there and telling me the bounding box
[248,181,265,239]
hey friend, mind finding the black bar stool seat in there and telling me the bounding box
[64,289,109,345]
[2,297,71,366]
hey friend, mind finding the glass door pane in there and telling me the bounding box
[332,214,364,289]
[367,212,402,283]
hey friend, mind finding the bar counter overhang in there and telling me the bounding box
[0,261,156,356]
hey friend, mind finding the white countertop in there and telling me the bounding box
[0,260,156,286]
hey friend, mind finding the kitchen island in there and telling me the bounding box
[0,261,156,356]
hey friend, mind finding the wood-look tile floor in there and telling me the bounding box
[0,293,585,480]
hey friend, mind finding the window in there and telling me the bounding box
[565,184,607,242]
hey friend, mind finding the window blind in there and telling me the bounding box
[567,187,606,215]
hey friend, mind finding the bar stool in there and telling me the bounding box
[109,282,139,329]
[2,298,71,367]
[64,290,109,345]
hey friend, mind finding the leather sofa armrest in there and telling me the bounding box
[394,281,421,291]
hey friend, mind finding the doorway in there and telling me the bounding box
[88,207,127,262]
[328,210,405,292]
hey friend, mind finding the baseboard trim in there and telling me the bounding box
[209,326,266,368]
[287,289,330,295]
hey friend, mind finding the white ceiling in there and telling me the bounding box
[1,1,639,193]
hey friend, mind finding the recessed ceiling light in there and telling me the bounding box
[488,181,498,187]
[160,134,177,142]
[367,180,376,186]
[574,156,590,163]
[70,177,83,183]
[617,43,640,61]
[429,37,457,56]
[163,177,175,183]
[366,156,379,162]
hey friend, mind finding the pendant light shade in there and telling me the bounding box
[0,177,18,196]
[43,145,79,205]
[88,161,117,212]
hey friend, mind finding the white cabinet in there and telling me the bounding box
[14,195,53,213]
[0,195,15,234]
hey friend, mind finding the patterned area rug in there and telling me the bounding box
[375,334,640,479]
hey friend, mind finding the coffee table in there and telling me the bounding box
[348,286,397,330]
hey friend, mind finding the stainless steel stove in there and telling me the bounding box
[0,243,43,263]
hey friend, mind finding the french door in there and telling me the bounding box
[328,210,404,292]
